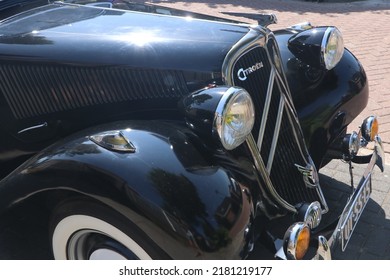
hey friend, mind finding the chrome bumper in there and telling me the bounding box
[277,136,384,260]
[327,136,384,251]
[315,135,384,259]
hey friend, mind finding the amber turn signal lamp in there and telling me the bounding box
[361,116,379,142]
[283,222,311,260]
[296,226,310,260]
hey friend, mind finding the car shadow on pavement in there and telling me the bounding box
[319,165,390,260]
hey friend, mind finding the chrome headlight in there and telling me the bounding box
[181,86,254,150]
[288,26,344,70]
[214,87,255,150]
[322,27,344,70]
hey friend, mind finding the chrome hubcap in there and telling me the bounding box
[67,230,138,260]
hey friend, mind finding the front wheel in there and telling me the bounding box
[50,199,168,260]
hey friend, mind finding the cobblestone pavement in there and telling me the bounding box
[141,0,390,259]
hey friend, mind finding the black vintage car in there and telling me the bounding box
[0,0,384,260]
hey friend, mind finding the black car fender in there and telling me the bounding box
[274,29,369,167]
[0,120,255,259]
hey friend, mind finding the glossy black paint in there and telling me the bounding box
[274,29,368,167]
[288,27,329,69]
[180,86,225,144]
[0,0,49,20]
[0,2,368,170]
[0,120,256,259]
[0,1,372,259]
[0,2,247,168]
[0,2,247,71]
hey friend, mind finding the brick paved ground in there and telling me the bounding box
[140,0,390,259]
[320,160,390,259]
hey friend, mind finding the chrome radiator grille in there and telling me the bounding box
[223,28,326,211]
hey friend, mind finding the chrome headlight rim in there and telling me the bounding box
[321,27,344,70]
[214,87,255,150]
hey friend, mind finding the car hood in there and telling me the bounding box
[0,2,249,72]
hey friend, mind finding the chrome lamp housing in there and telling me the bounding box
[181,86,255,150]
[288,26,344,70]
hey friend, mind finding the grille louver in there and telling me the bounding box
[0,64,188,119]
[226,30,325,209]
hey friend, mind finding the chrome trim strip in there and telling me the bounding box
[273,65,295,109]
[284,101,329,213]
[266,95,285,172]
[246,134,297,213]
[18,122,48,134]
[222,26,267,84]
[256,68,276,151]
[284,101,310,162]
[162,210,177,233]
[223,25,328,213]
[222,27,300,211]
[313,169,329,213]
[328,136,384,252]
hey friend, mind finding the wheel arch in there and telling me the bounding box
[0,120,254,259]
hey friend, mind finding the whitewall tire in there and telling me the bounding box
[50,199,167,260]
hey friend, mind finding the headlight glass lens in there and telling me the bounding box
[322,27,344,70]
[215,88,255,150]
